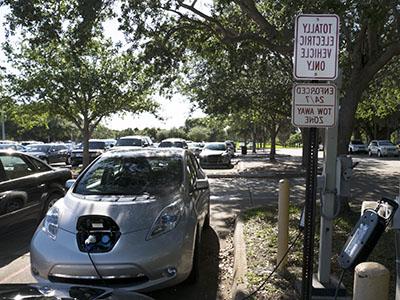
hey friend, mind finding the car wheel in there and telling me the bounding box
[43,193,62,215]
[368,150,372,157]
[204,203,211,228]
[185,229,201,284]
[66,156,71,165]
[349,148,353,154]
[378,150,382,157]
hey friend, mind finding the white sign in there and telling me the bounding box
[292,83,337,128]
[294,14,339,80]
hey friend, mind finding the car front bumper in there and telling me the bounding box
[31,218,196,292]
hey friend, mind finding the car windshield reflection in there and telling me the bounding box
[74,155,183,197]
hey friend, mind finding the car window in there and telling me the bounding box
[74,155,183,197]
[205,143,226,151]
[116,138,142,147]
[0,155,35,180]
[29,157,52,172]
[159,141,173,148]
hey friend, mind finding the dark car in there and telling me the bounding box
[25,143,69,165]
[70,140,107,167]
[114,135,153,149]
[158,138,188,149]
[0,283,154,300]
[0,151,72,236]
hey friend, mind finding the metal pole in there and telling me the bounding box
[317,70,341,284]
[317,125,338,283]
[301,127,318,299]
[396,231,400,300]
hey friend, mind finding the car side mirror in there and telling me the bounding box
[195,179,209,190]
[65,179,76,190]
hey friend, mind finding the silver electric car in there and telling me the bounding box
[30,148,210,292]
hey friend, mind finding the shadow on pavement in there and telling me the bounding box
[147,226,220,300]
[0,222,37,268]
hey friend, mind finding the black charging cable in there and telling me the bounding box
[85,235,105,283]
[334,269,345,300]
[241,230,303,299]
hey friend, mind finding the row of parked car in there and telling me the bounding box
[0,139,215,292]
[348,139,399,157]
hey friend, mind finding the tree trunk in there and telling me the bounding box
[82,118,91,168]
[337,86,363,155]
[269,123,277,161]
[252,124,256,153]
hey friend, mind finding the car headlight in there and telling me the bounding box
[42,206,60,240]
[147,200,184,240]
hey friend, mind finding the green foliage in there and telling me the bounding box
[187,126,210,142]
[287,132,302,147]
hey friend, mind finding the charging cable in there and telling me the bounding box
[85,235,104,282]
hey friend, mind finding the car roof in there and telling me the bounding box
[104,147,187,158]
[161,138,186,142]
[119,135,148,139]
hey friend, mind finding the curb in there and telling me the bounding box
[231,214,248,300]
[207,172,305,179]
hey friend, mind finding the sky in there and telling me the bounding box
[0,4,207,131]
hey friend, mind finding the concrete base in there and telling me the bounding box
[296,274,349,300]
[311,274,348,299]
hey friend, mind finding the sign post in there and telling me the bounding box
[292,13,339,300]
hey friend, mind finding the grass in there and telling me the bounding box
[242,205,396,299]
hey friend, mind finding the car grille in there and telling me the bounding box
[48,274,149,286]
[203,155,222,164]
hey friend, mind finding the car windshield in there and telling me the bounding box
[205,143,226,151]
[351,140,364,145]
[116,138,142,147]
[159,141,173,148]
[74,155,183,196]
[26,145,50,152]
[189,143,204,149]
[89,142,106,149]
[379,141,394,146]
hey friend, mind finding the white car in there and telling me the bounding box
[368,140,399,157]
[348,140,368,154]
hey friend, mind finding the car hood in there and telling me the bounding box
[72,149,104,153]
[56,190,184,234]
[200,149,226,156]
[26,151,47,157]
[380,145,397,149]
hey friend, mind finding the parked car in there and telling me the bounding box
[31,148,210,291]
[225,141,235,157]
[188,142,204,157]
[0,143,26,152]
[25,143,69,165]
[115,135,153,148]
[368,140,399,157]
[0,151,71,236]
[70,140,107,167]
[20,140,44,146]
[348,140,368,154]
[158,138,188,149]
[199,142,231,168]
[0,283,153,300]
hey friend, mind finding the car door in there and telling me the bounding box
[0,153,45,235]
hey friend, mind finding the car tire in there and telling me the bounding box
[43,193,62,216]
[368,150,372,157]
[378,151,382,157]
[204,204,211,228]
[185,229,201,284]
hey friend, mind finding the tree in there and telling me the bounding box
[119,0,400,155]
[4,0,157,166]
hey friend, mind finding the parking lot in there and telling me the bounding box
[1,149,400,299]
